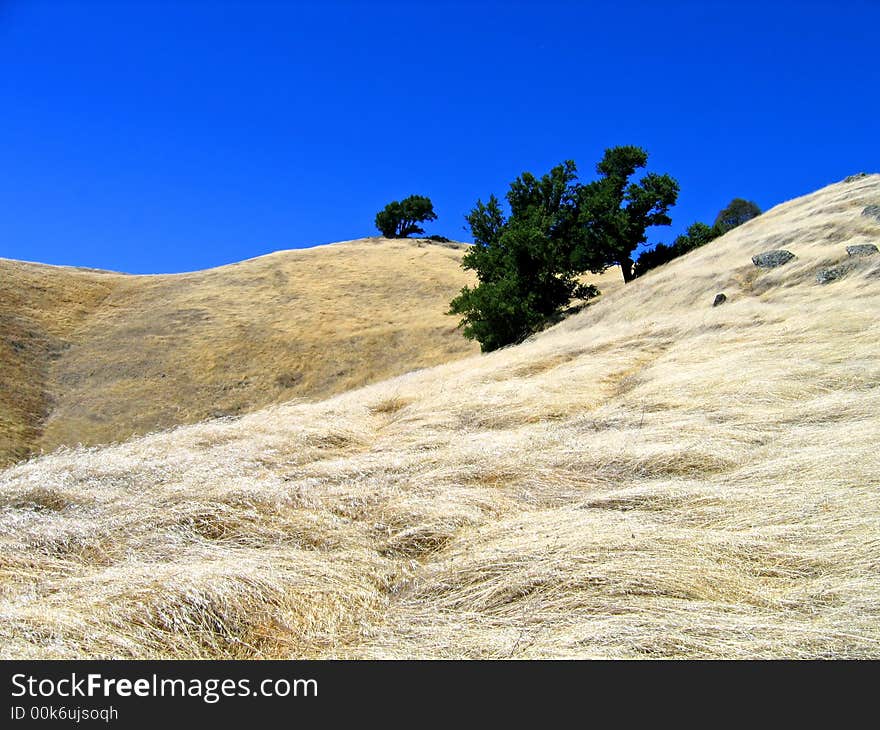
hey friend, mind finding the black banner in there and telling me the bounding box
[1,660,874,726]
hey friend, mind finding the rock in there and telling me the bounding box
[712,293,727,307]
[752,249,795,268]
[862,205,880,221]
[846,244,879,257]
[844,173,868,182]
[816,263,854,284]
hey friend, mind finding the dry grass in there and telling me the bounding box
[1,175,879,658]
[0,238,487,465]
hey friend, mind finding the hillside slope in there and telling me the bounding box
[1,176,878,659]
[1,238,497,464]
[0,262,118,464]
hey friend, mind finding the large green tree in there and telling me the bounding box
[374,195,437,238]
[578,146,679,282]
[448,161,599,352]
[449,147,678,352]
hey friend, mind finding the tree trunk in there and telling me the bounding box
[620,256,635,283]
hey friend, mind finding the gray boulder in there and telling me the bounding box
[712,293,727,307]
[816,263,855,284]
[752,250,795,268]
[846,244,878,257]
[862,205,880,221]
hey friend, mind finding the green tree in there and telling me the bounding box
[578,146,679,282]
[712,198,761,236]
[675,221,715,250]
[448,161,600,352]
[633,197,759,278]
[449,147,678,352]
[634,221,716,277]
[374,195,437,238]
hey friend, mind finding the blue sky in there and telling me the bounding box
[1,0,878,273]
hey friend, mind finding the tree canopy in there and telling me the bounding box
[375,195,437,238]
[449,147,678,351]
[448,162,598,352]
[579,146,679,282]
[712,198,761,235]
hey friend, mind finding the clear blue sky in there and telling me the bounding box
[1,0,878,274]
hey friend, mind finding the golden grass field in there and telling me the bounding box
[0,237,494,465]
[1,176,878,658]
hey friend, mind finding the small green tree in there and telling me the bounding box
[712,198,761,236]
[634,196,760,277]
[578,146,679,283]
[634,221,716,277]
[675,221,715,250]
[375,195,437,238]
[633,241,675,277]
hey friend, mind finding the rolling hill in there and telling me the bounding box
[0,175,878,659]
[0,237,495,465]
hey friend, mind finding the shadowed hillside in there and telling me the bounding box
[1,176,878,659]
[1,238,493,464]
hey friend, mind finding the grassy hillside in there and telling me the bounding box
[1,237,505,464]
[0,262,119,463]
[1,176,878,658]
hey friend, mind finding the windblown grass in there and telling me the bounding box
[1,175,879,658]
